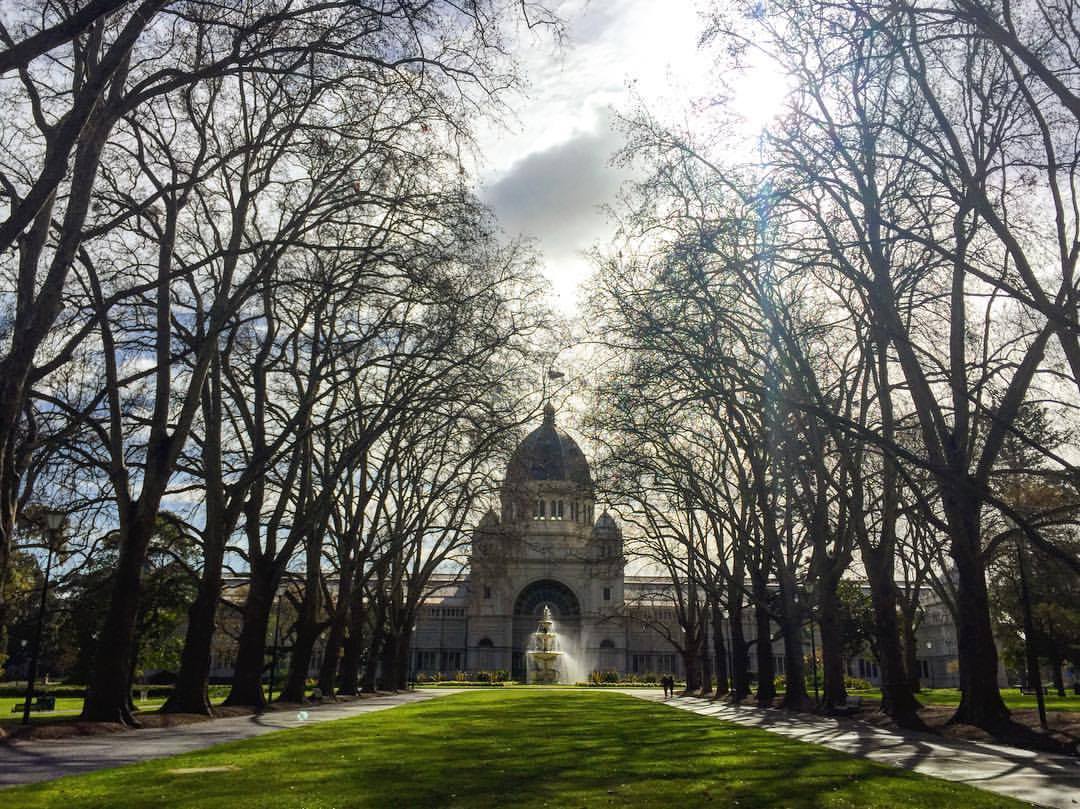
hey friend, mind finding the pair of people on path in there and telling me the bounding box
[661,674,676,698]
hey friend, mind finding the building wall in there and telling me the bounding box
[409,575,985,689]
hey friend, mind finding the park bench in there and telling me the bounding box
[10,695,57,713]
[1018,686,1043,696]
[831,695,863,716]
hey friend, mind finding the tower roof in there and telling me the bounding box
[504,403,593,489]
[592,510,621,538]
[594,510,618,530]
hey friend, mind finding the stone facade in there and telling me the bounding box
[409,404,977,687]
[410,403,686,681]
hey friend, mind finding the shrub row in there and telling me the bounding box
[413,670,510,684]
[771,674,874,691]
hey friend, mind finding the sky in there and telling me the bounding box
[474,0,788,315]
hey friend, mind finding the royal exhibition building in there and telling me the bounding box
[202,404,972,687]
[405,404,970,687]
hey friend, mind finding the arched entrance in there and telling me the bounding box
[511,579,581,681]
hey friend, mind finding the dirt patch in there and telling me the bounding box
[718,692,1080,758]
[0,720,132,742]
[857,702,1080,757]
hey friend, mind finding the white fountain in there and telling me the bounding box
[526,606,563,684]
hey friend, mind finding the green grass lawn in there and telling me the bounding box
[0,686,234,724]
[847,686,1080,713]
[0,695,171,722]
[4,690,1023,808]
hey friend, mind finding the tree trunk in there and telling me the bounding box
[395,632,411,691]
[729,614,751,701]
[681,644,702,693]
[900,605,921,694]
[753,598,775,704]
[817,580,846,709]
[0,515,13,672]
[166,348,240,715]
[948,510,1009,727]
[163,549,223,715]
[317,618,345,698]
[361,610,385,693]
[317,562,354,697]
[379,630,401,691]
[700,641,714,696]
[862,554,923,726]
[164,511,227,715]
[337,589,366,696]
[279,608,319,703]
[728,578,751,701]
[225,561,277,708]
[778,585,809,710]
[280,523,324,702]
[1050,656,1066,697]
[82,512,155,724]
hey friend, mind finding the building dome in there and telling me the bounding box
[504,402,593,490]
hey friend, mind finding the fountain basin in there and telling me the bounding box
[527,606,564,684]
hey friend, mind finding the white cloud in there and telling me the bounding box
[481,117,627,311]
[476,0,790,315]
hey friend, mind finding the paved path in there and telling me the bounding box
[0,689,461,788]
[627,691,1080,808]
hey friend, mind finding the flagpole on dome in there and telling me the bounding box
[543,365,565,415]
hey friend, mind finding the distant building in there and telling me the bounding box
[409,404,975,687]
[191,405,982,689]
[411,401,672,681]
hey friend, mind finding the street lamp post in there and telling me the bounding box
[723,609,734,696]
[1016,539,1049,730]
[802,583,820,706]
[268,588,284,702]
[22,510,65,726]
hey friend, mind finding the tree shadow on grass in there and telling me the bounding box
[5,691,1025,809]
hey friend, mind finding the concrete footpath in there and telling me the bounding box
[631,691,1080,809]
[0,689,461,788]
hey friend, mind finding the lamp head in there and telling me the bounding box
[44,510,64,532]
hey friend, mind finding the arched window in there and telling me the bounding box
[477,637,494,648]
[599,638,615,649]
[513,579,581,618]
[557,500,564,519]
